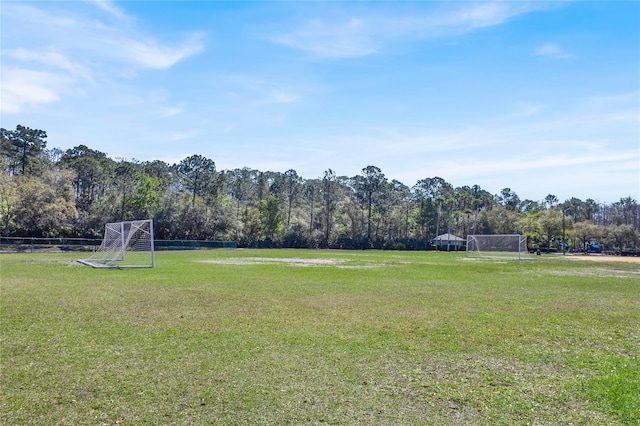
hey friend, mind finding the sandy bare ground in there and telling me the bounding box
[198,257,387,269]
[199,257,346,266]
[564,254,640,264]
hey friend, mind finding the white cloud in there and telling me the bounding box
[1,2,205,112]
[221,74,303,107]
[290,87,639,200]
[273,18,377,59]
[84,0,130,21]
[2,3,80,29]
[583,91,640,110]
[0,68,71,113]
[5,3,204,70]
[117,33,205,69]
[450,1,535,30]
[533,43,574,59]
[269,90,301,104]
[273,2,553,59]
[439,150,636,179]
[160,105,185,117]
[4,48,93,82]
[564,91,640,129]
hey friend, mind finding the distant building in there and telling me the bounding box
[434,233,465,251]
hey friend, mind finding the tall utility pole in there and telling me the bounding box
[561,208,570,255]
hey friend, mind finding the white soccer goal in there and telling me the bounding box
[78,219,155,268]
[466,234,530,260]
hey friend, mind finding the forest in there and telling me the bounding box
[1,125,639,254]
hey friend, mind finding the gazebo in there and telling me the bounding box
[433,233,465,251]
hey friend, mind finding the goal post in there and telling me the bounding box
[466,234,529,260]
[78,219,154,268]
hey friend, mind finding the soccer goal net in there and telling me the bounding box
[466,234,529,260]
[78,219,154,268]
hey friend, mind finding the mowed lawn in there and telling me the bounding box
[1,250,639,425]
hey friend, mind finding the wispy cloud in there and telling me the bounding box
[533,43,574,59]
[4,48,94,82]
[0,2,205,113]
[273,18,377,59]
[117,33,205,69]
[457,2,524,28]
[84,0,130,21]
[159,105,185,117]
[296,86,639,199]
[221,74,302,107]
[438,1,541,32]
[268,90,301,104]
[442,150,635,179]
[273,2,554,59]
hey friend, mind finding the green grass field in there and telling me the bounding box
[1,250,639,425]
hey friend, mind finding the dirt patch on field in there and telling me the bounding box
[564,255,640,264]
[198,257,385,269]
[199,257,347,267]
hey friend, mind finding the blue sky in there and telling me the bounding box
[2,1,639,203]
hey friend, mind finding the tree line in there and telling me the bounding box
[1,125,639,254]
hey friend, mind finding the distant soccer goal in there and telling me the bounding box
[466,234,530,260]
[78,219,154,268]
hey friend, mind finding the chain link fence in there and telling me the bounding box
[0,237,236,253]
